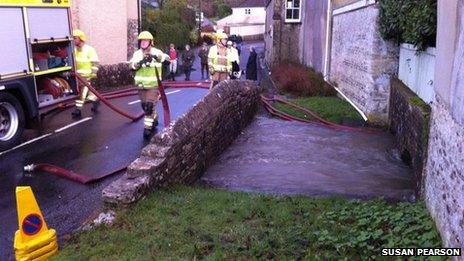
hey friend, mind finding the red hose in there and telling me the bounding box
[101,86,137,96]
[102,91,138,100]
[261,95,380,134]
[155,67,171,127]
[24,163,126,184]
[74,74,144,122]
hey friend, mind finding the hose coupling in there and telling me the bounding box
[24,164,36,172]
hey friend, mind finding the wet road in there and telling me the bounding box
[0,88,208,260]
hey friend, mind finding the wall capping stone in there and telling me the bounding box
[102,80,262,207]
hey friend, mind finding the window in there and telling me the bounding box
[245,9,251,15]
[285,0,301,23]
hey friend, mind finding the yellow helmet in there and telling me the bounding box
[138,31,154,40]
[73,29,86,42]
[215,32,228,41]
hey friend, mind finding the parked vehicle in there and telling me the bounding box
[0,0,77,151]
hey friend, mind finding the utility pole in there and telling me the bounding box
[198,0,202,45]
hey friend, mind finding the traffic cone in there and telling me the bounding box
[14,186,58,261]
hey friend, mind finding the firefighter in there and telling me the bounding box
[129,31,169,139]
[71,29,100,118]
[208,31,232,88]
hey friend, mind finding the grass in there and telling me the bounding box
[273,96,364,124]
[54,186,442,260]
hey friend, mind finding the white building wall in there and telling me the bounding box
[232,7,266,17]
[230,24,265,36]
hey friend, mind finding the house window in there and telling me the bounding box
[285,0,301,23]
[245,9,251,15]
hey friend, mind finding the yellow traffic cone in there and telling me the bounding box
[14,186,58,261]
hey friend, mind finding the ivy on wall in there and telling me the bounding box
[378,0,437,51]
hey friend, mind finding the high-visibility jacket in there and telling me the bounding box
[130,48,167,88]
[75,44,99,79]
[208,45,232,73]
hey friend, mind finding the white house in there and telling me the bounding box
[216,0,266,39]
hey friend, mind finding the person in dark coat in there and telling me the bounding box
[181,44,195,81]
[198,42,209,80]
[246,46,258,81]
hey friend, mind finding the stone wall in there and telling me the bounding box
[127,19,139,60]
[329,5,398,124]
[93,63,134,90]
[389,78,431,197]
[424,0,464,249]
[102,80,262,206]
[424,96,464,248]
[265,0,302,67]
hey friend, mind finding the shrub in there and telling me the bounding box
[271,62,336,97]
[142,0,196,48]
[379,0,437,51]
[214,0,232,19]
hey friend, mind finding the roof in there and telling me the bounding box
[237,0,266,8]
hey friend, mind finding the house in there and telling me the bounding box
[71,0,140,64]
[216,0,266,40]
[264,0,329,74]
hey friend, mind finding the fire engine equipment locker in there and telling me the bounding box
[0,8,29,77]
[27,8,70,41]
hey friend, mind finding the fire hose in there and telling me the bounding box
[74,73,144,122]
[154,67,171,127]
[24,164,126,184]
[261,95,381,134]
[31,76,209,184]
[29,73,191,183]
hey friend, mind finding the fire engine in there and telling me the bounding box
[0,0,76,150]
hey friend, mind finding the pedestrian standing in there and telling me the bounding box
[71,29,100,118]
[130,31,169,139]
[198,42,209,80]
[168,43,178,81]
[246,46,258,81]
[181,44,195,81]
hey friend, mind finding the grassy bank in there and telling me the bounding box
[54,186,442,260]
[273,96,363,124]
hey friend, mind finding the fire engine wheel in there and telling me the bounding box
[0,92,25,151]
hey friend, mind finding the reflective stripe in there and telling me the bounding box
[77,69,92,74]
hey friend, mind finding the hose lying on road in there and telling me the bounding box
[74,74,145,122]
[24,164,126,184]
[261,95,380,134]
[32,78,209,184]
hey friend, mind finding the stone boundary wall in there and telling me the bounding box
[389,78,431,197]
[92,63,135,90]
[424,96,464,248]
[102,80,262,206]
[329,4,398,125]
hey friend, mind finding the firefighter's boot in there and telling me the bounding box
[71,108,82,118]
[143,128,152,139]
[91,100,100,112]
